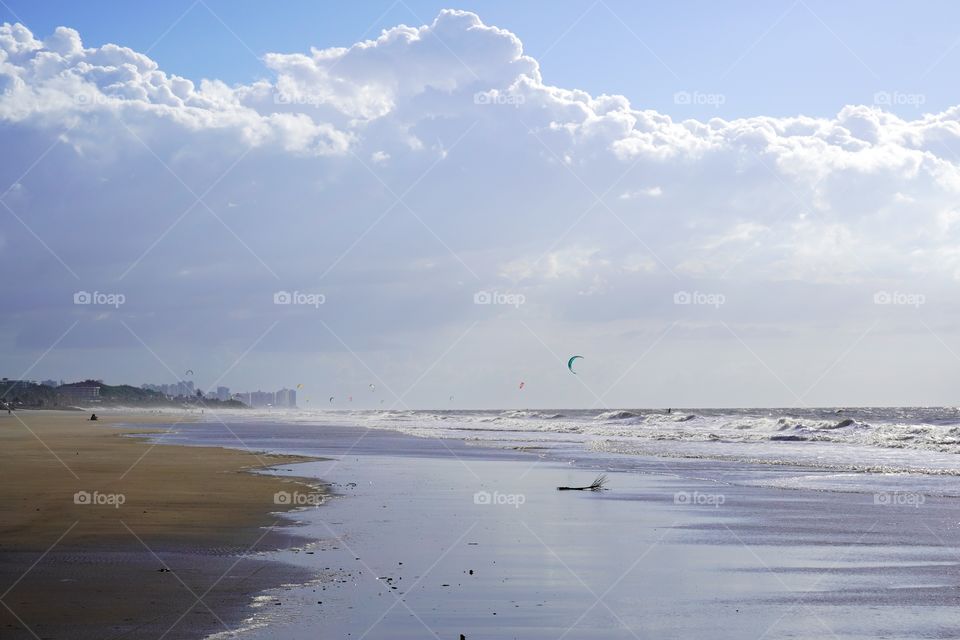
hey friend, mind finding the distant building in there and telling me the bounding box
[249,390,275,407]
[216,386,230,401]
[141,380,196,398]
[59,386,100,404]
[276,388,297,408]
[230,388,298,408]
[232,391,273,407]
[40,379,61,388]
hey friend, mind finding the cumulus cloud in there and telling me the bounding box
[1,10,958,404]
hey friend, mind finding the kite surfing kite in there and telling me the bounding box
[567,355,583,374]
[184,369,193,377]
[328,396,334,404]
[519,381,525,390]
[369,383,376,392]
[297,383,304,390]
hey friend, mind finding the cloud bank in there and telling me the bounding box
[1,10,957,406]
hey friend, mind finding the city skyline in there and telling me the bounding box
[4,376,301,408]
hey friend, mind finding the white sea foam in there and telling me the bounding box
[336,407,960,478]
[186,406,960,487]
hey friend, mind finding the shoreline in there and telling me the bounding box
[7,410,960,638]
[0,410,325,640]
[168,422,960,639]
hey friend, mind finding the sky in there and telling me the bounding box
[5,0,960,119]
[1,1,959,408]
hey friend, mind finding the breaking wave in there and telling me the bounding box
[323,406,960,477]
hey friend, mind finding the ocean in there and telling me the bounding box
[158,406,960,495]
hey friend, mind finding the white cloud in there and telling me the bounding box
[501,247,609,282]
[619,186,662,199]
[2,12,960,403]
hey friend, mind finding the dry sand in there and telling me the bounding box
[0,410,320,639]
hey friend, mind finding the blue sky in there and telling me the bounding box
[4,0,959,119]
[2,3,960,407]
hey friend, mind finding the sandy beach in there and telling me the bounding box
[6,409,960,639]
[0,410,321,639]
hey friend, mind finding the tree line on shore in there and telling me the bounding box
[0,379,247,410]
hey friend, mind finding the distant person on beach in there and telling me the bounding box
[89,413,98,421]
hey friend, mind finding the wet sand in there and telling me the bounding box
[161,422,960,640]
[0,411,321,639]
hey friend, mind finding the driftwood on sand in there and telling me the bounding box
[557,474,608,491]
